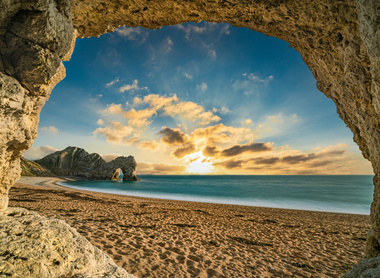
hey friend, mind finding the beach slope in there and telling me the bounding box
[9,177,370,277]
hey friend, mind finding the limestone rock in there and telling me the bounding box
[0,207,134,278]
[0,0,75,211]
[342,256,380,278]
[20,157,55,177]
[36,146,138,181]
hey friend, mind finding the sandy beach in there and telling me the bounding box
[9,177,370,278]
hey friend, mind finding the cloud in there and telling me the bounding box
[99,94,220,129]
[211,144,358,174]
[212,107,229,114]
[184,73,193,79]
[232,79,255,96]
[101,154,121,162]
[177,22,230,40]
[153,164,186,172]
[119,79,144,93]
[192,123,256,145]
[172,144,197,159]
[103,103,124,115]
[220,107,229,114]
[164,38,174,52]
[203,142,273,158]
[241,119,252,125]
[159,127,190,145]
[97,119,105,125]
[115,26,148,42]
[141,94,179,109]
[202,44,217,59]
[162,101,221,125]
[138,141,160,150]
[24,145,58,160]
[253,157,280,165]
[124,108,157,127]
[40,126,58,133]
[255,113,301,137]
[105,77,119,87]
[281,154,316,164]
[93,121,135,144]
[245,73,274,83]
[197,82,207,91]
[202,145,221,157]
[136,162,186,174]
[233,73,274,96]
[214,159,244,169]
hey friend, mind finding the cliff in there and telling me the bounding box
[20,157,55,177]
[36,147,138,181]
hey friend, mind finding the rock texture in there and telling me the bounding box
[0,207,133,278]
[342,256,380,278]
[36,146,138,181]
[0,0,379,267]
[0,0,75,211]
[20,157,55,177]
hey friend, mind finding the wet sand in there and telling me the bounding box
[9,177,370,277]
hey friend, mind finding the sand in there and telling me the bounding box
[9,177,370,278]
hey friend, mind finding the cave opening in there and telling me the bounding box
[26,22,372,179]
[1,0,379,276]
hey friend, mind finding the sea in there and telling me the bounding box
[62,175,374,215]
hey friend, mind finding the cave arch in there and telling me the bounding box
[0,0,379,262]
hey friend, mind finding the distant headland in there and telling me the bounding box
[22,146,138,181]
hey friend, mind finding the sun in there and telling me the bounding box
[185,151,214,174]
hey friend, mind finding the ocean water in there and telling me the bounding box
[62,175,374,215]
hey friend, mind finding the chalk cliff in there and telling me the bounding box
[36,146,138,181]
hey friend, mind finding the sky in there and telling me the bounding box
[24,22,373,175]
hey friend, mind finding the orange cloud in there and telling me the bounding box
[191,123,256,144]
[222,142,273,157]
[203,142,273,158]
[103,104,123,115]
[100,94,220,129]
[153,164,186,172]
[211,144,372,175]
[93,121,135,144]
[159,127,190,145]
[136,162,186,174]
[172,144,197,159]
[214,159,245,169]
[138,141,160,150]
[162,101,221,125]
[124,108,157,127]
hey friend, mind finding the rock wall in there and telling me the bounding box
[0,207,133,278]
[0,0,379,263]
[36,146,139,181]
[0,0,75,211]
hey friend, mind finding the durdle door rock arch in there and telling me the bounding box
[0,0,379,272]
[35,146,139,181]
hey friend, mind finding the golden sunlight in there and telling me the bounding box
[185,151,214,174]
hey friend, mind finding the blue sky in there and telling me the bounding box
[25,22,373,175]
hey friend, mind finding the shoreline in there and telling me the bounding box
[20,176,370,216]
[10,176,371,277]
